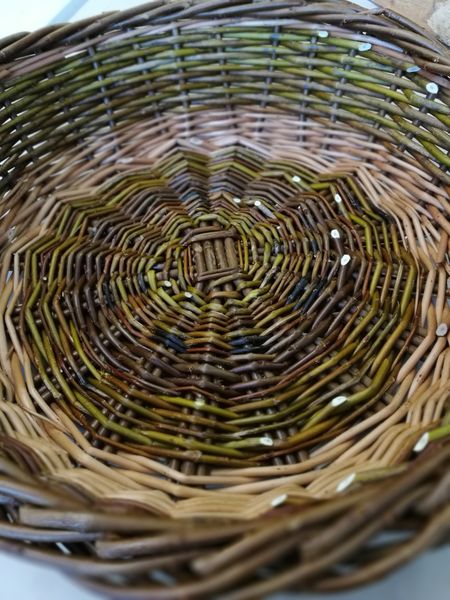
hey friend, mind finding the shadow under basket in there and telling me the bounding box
[0,1,450,598]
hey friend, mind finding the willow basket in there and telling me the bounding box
[0,1,449,598]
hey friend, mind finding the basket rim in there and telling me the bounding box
[0,0,449,68]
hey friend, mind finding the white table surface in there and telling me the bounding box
[0,2,449,599]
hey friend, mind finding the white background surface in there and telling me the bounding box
[0,1,449,599]
[2,544,450,600]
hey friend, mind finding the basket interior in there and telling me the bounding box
[0,1,449,597]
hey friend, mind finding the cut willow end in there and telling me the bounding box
[425,82,439,94]
[331,395,347,407]
[436,323,448,337]
[336,473,356,493]
[414,433,430,453]
[271,494,288,508]
[260,436,274,447]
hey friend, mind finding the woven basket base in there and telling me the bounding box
[0,105,449,598]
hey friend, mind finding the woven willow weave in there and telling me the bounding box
[0,1,449,598]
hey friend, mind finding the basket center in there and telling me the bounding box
[184,223,240,285]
